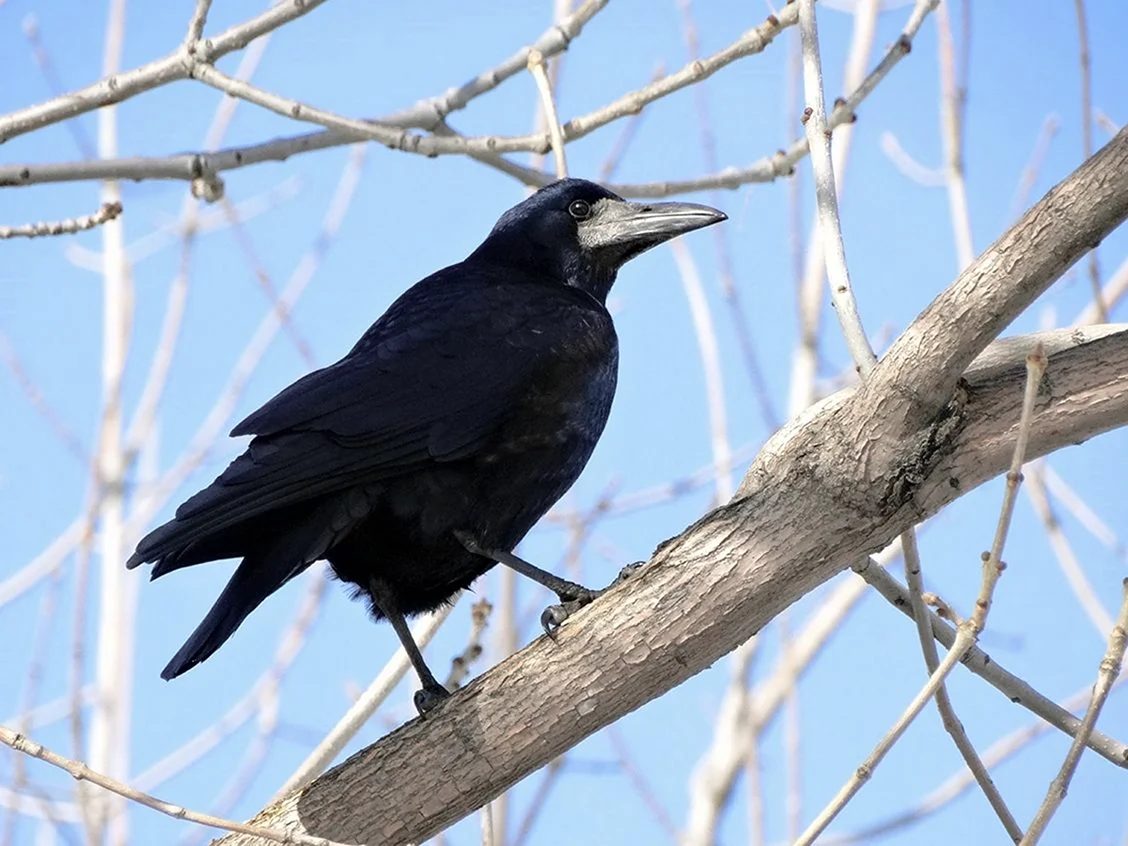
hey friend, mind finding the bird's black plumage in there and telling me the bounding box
[128,178,725,711]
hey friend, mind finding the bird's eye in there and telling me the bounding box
[568,199,592,220]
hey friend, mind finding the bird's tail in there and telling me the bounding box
[161,550,307,680]
[160,501,344,680]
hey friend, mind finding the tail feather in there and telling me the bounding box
[159,498,353,679]
[161,550,309,680]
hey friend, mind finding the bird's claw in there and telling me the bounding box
[541,598,591,639]
[413,683,451,717]
[540,565,644,639]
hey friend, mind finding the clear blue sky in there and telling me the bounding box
[1,1,1127,844]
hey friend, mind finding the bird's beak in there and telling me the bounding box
[581,199,727,258]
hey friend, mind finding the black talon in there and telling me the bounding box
[413,683,451,716]
[541,587,603,638]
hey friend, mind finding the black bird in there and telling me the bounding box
[127,179,725,713]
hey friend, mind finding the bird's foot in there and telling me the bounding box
[540,563,646,638]
[541,587,600,639]
[413,682,451,717]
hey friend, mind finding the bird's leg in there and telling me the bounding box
[455,531,639,637]
[367,578,450,716]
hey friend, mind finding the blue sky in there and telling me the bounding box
[2,1,1127,844]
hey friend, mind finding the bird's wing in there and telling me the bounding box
[129,270,605,566]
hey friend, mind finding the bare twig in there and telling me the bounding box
[797,345,1047,845]
[936,0,974,270]
[0,0,333,143]
[1040,462,1125,558]
[597,64,661,182]
[21,13,95,157]
[446,598,493,691]
[824,671,1128,844]
[670,239,733,502]
[1024,463,1115,638]
[0,726,350,846]
[798,0,880,375]
[1073,254,1128,326]
[126,144,366,537]
[123,29,275,464]
[606,728,678,839]
[87,5,134,838]
[1073,0,1105,321]
[787,0,881,414]
[1020,580,1128,844]
[677,0,779,433]
[683,542,894,846]
[879,131,944,185]
[0,0,937,203]
[184,0,213,46]
[0,333,88,463]
[511,757,566,846]
[1009,115,1060,222]
[899,532,1022,841]
[527,49,567,178]
[0,202,121,239]
[852,556,1128,768]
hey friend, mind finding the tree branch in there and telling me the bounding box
[863,125,1128,436]
[211,319,1128,846]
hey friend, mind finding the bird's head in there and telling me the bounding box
[471,178,727,303]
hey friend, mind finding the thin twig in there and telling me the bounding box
[0,726,350,846]
[677,0,779,433]
[122,29,276,465]
[597,64,660,182]
[0,202,121,239]
[0,1,931,201]
[1024,464,1115,637]
[184,0,213,46]
[21,13,95,157]
[1020,580,1128,844]
[1008,115,1060,223]
[852,556,1128,768]
[0,0,334,143]
[1073,0,1105,321]
[88,6,134,836]
[445,598,493,691]
[879,131,944,185]
[134,571,326,791]
[779,612,803,842]
[670,239,733,502]
[936,0,974,270]
[798,0,879,375]
[823,670,1128,843]
[1073,254,1128,326]
[797,345,1047,844]
[527,49,567,178]
[606,728,678,840]
[0,333,89,464]
[126,144,366,539]
[900,532,1023,841]
[511,757,566,846]
[1040,462,1125,558]
[219,196,317,367]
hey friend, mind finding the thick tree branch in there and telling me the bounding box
[863,125,1128,436]
[212,322,1128,846]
